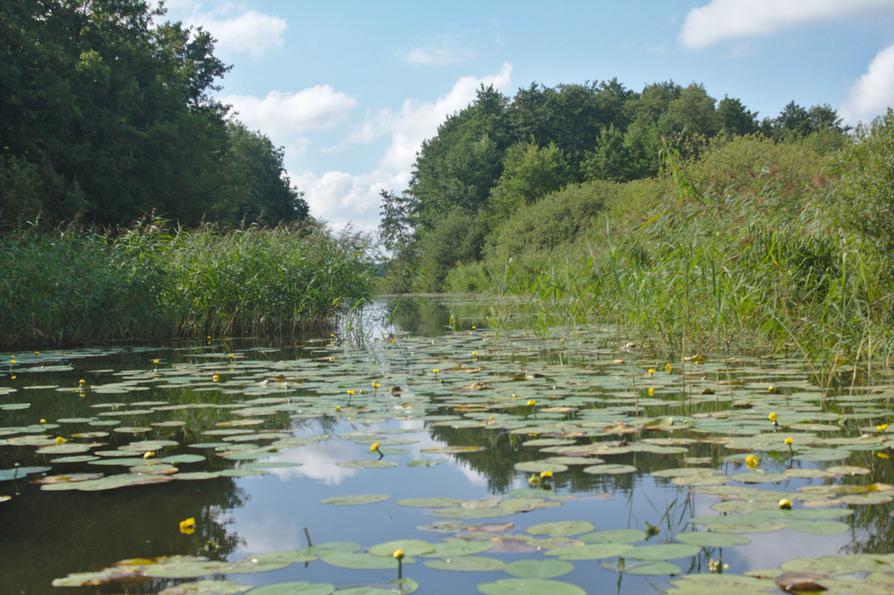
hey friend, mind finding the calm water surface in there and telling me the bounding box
[1,297,892,594]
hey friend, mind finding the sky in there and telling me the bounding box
[160,0,894,232]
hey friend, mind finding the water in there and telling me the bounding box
[1,297,892,594]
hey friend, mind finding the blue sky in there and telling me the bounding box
[162,1,894,231]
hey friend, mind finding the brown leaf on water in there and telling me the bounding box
[775,572,828,592]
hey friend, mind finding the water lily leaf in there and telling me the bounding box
[544,543,633,560]
[476,578,585,595]
[368,539,434,557]
[668,574,777,593]
[337,460,399,469]
[160,580,252,594]
[513,461,569,473]
[424,539,493,557]
[425,557,507,572]
[601,560,681,575]
[504,559,573,579]
[580,529,646,544]
[627,544,700,560]
[582,464,636,475]
[525,520,594,537]
[333,579,418,595]
[321,494,390,506]
[397,498,465,508]
[673,532,751,548]
[321,551,408,570]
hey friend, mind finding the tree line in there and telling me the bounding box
[380,80,848,291]
[0,0,307,228]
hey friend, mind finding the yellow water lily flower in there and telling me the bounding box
[227,353,237,359]
[392,548,404,560]
[745,454,759,469]
[768,385,779,394]
[877,423,889,433]
[664,362,672,373]
[39,418,47,424]
[211,374,220,382]
[54,436,67,445]
[370,442,381,453]
[471,351,479,359]
[347,389,356,396]
[371,382,381,389]
[778,498,792,510]
[528,474,540,485]
[9,356,16,365]
[647,368,655,376]
[540,470,553,480]
[877,451,890,460]
[150,358,160,365]
[784,437,794,446]
[143,451,156,459]
[78,379,86,386]
[335,405,342,412]
[768,411,778,423]
[647,387,655,397]
[179,517,196,535]
[527,399,537,407]
[432,368,440,374]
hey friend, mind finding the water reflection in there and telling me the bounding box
[0,296,892,593]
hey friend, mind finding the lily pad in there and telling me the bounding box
[476,578,585,595]
[425,557,507,572]
[504,559,574,579]
[525,520,594,537]
[321,494,390,506]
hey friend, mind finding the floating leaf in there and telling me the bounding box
[321,494,390,506]
[425,557,507,572]
[476,578,585,595]
[504,559,573,579]
[525,520,594,537]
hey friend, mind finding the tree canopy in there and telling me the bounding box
[381,77,849,291]
[0,0,307,227]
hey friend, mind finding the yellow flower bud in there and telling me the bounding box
[179,517,196,534]
[54,436,67,445]
[745,454,759,469]
[211,374,220,382]
[784,437,794,446]
[768,411,778,423]
[370,442,381,453]
[526,399,537,407]
[778,498,792,510]
[392,549,405,560]
[647,387,655,397]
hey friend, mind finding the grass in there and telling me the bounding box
[0,221,374,348]
[443,130,894,381]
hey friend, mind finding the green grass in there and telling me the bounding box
[0,222,373,348]
[443,128,894,380]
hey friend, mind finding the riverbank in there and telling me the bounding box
[0,223,373,349]
[441,120,894,378]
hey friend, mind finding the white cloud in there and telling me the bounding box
[842,43,894,125]
[401,36,473,66]
[223,86,357,151]
[302,62,514,232]
[680,0,894,48]
[199,9,287,59]
[161,2,287,59]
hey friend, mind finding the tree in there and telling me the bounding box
[718,96,758,136]
[215,122,307,226]
[489,142,573,220]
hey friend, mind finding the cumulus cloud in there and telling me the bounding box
[198,9,287,59]
[161,1,287,59]
[401,36,474,66]
[680,0,894,48]
[842,43,894,125]
[302,62,514,232]
[223,86,357,153]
